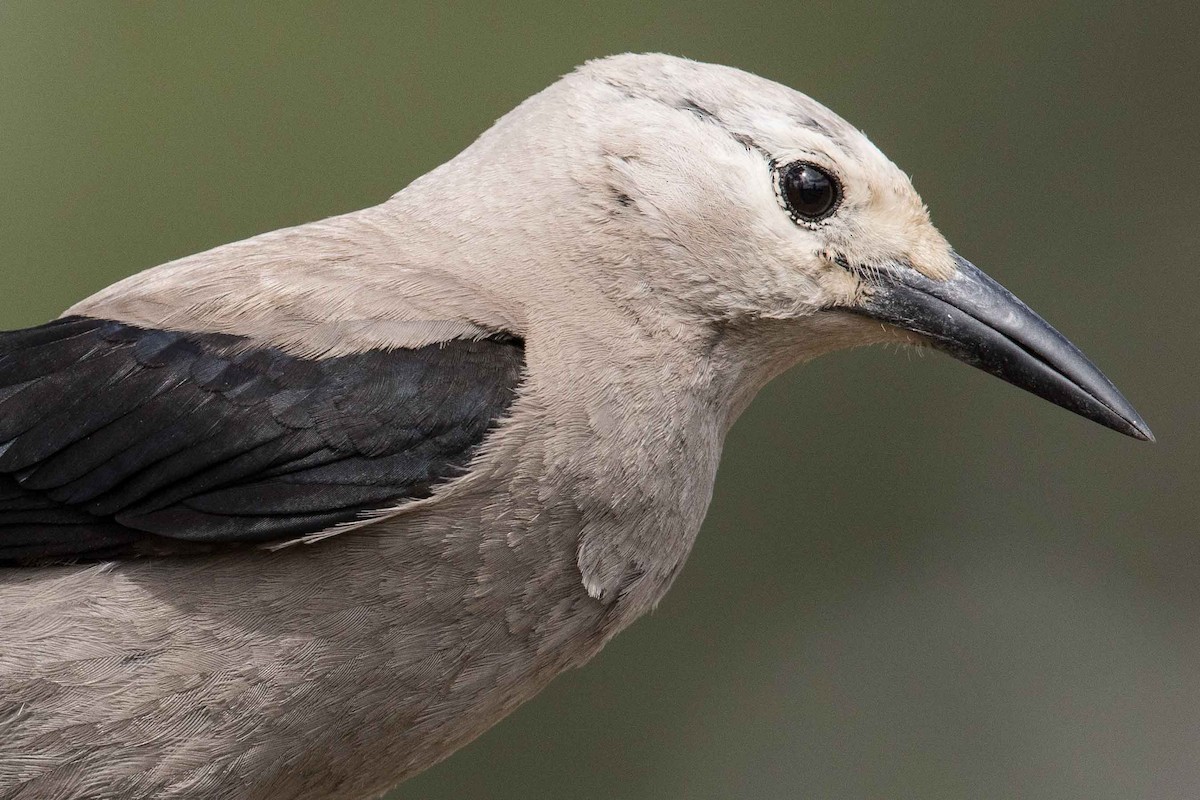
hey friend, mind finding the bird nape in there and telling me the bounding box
[0,53,1150,800]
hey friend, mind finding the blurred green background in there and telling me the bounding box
[1,3,1196,798]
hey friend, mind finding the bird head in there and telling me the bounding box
[392,54,1149,440]
[498,54,1151,440]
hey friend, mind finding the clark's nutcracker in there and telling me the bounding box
[0,54,1150,799]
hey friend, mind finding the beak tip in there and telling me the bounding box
[1126,416,1155,443]
[1098,397,1154,442]
[1099,387,1154,442]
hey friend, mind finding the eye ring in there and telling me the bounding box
[776,161,842,225]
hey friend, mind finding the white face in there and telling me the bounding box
[576,55,959,324]
[563,55,1148,441]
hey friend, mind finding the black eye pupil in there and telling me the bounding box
[780,163,839,222]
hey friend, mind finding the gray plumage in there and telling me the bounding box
[0,54,1150,799]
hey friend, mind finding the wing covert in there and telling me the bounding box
[0,316,523,564]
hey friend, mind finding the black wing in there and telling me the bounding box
[0,316,523,564]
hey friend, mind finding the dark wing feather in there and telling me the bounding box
[0,317,523,564]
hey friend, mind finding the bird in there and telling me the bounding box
[0,53,1151,800]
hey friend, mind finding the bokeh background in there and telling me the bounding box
[1,3,1196,798]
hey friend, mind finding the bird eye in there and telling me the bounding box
[778,162,841,223]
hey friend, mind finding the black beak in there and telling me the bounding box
[853,254,1153,441]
